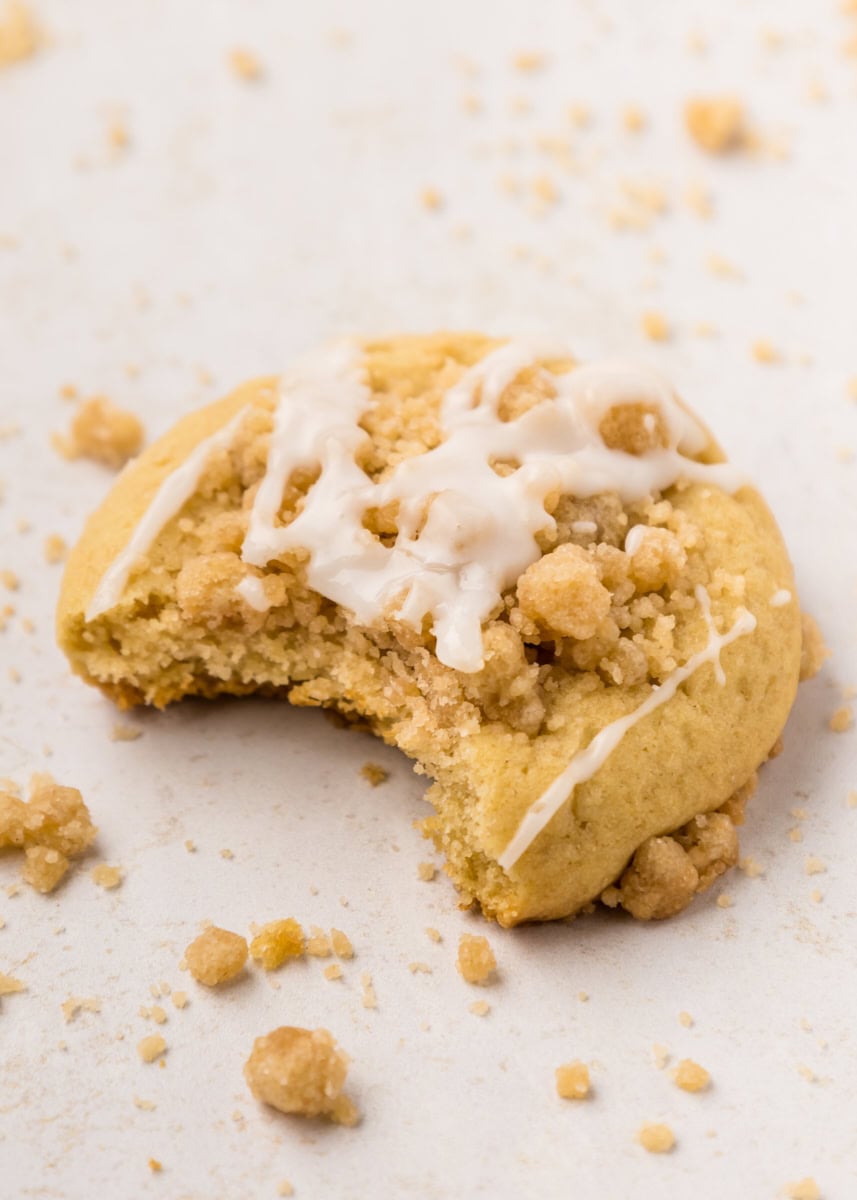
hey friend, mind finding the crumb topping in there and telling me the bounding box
[0,776,97,893]
[244,1026,359,1125]
[185,926,248,986]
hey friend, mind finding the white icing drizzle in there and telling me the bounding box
[86,407,250,622]
[238,338,743,672]
[497,594,758,872]
[623,524,648,557]
[235,576,271,612]
[769,588,792,608]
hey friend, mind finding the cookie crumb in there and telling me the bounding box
[637,1122,676,1153]
[419,187,443,212]
[672,1058,710,1092]
[622,105,647,133]
[0,569,19,591]
[685,96,745,153]
[641,311,670,342]
[469,1000,490,1017]
[91,863,123,889]
[652,1044,670,1070]
[228,48,262,81]
[244,1026,359,1125]
[219,848,234,860]
[739,856,764,878]
[133,1096,156,1111]
[456,934,497,985]
[43,535,67,565]
[137,1035,166,1063]
[0,972,25,996]
[512,50,545,72]
[829,706,853,733]
[804,857,826,876]
[678,1010,693,1028]
[171,990,188,1010]
[751,339,779,364]
[148,1158,163,1173]
[425,926,442,943]
[306,926,332,958]
[555,1061,591,1100]
[715,893,733,909]
[185,926,248,986]
[360,971,377,1010]
[360,763,388,787]
[110,723,141,742]
[847,790,857,809]
[324,963,343,981]
[784,1180,820,1200]
[277,1182,294,1198]
[250,919,305,969]
[0,1,38,68]
[330,928,354,959]
[408,961,432,974]
[417,861,437,882]
[54,396,144,469]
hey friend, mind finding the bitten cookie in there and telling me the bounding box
[57,333,803,925]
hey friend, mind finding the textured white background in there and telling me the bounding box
[1,1,857,1197]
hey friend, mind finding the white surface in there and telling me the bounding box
[1,2,857,1197]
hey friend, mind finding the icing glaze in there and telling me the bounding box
[86,407,250,622]
[497,594,758,871]
[769,588,792,608]
[235,576,271,612]
[239,338,743,672]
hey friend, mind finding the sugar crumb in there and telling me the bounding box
[91,863,123,889]
[171,990,188,1010]
[250,919,305,969]
[672,1058,710,1092]
[360,762,388,787]
[244,1026,359,1126]
[555,1060,591,1100]
[652,1044,670,1070]
[457,933,497,986]
[185,926,248,986]
[277,1182,295,1198]
[637,1122,676,1153]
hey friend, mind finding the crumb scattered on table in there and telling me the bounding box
[672,1058,710,1092]
[185,926,248,986]
[137,1034,167,1063]
[360,971,377,1010]
[829,706,853,733]
[0,1,38,68]
[641,311,670,342]
[324,963,343,982]
[330,928,354,959]
[0,971,25,996]
[250,919,305,969]
[469,1000,490,1017]
[784,1179,821,1200]
[555,1061,591,1100]
[244,1026,359,1126]
[804,857,826,876]
[637,1122,676,1153]
[306,926,332,958]
[228,47,263,81]
[91,863,123,889]
[61,996,101,1023]
[110,723,142,742]
[43,534,67,565]
[53,396,144,469]
[417,861,437,882]
[457,934,497,986]
[685,96,745,153]
[360,763,388,787]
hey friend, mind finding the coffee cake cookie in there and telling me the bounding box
[57,334,803,925]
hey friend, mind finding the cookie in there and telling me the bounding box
[57,333,803,925]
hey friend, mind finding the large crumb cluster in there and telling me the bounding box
[0,775,97,892]
[185,926,248,986]
[249,919,305,969]
[456,933,497,985]
[54,396,144,468]
[244,1026,359,1126]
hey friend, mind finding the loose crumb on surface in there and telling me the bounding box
[60,996,101,1023]
[148,1158,163,1173]
[171,990,188,1010]
[91,863,123,889]
[685,96,745,152]
[672,1058,710,1092]
[417,861,437,882]
[0,972,25,996]
[43,534,67,565]
[641,311,670,342]
[804,857,826,876]
[829,706,853,733]
[244,1026,359,1126]
[555,1061,591,1100]
[137,1034,167,1063]
[469,1000,490,1017]
[622,104,647,133]
[185,926,248,986]
[0,569,19,591]
[133,1096,156,1111]
[228,47,263,80]
[457,934,497,985]
[408,961,432,974]
[110,723,142,742]
[0,1,38,67]
[751,339,779,364]
[1,775,97,893]
[250,919,305,970]
[652,1044,670,1070]
[306,926,332,958]
[359,762,388,787]
[637,1122,676,1153]
[277,1182,295,1198]
[419,187,443,212]
[53,396,144,469]
[784,1179,821,1200]
[739,856,764,878]
[324,963,343,982]
[715,893,733,909]
[425,926,442,943]
[330,928,354,959]
[360,971,377,1010]
[678,1011,694,1028]
[512,50,545,72]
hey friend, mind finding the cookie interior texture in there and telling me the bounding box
[57,333,802,925]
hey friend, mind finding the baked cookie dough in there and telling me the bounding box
[57,334,803,925]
